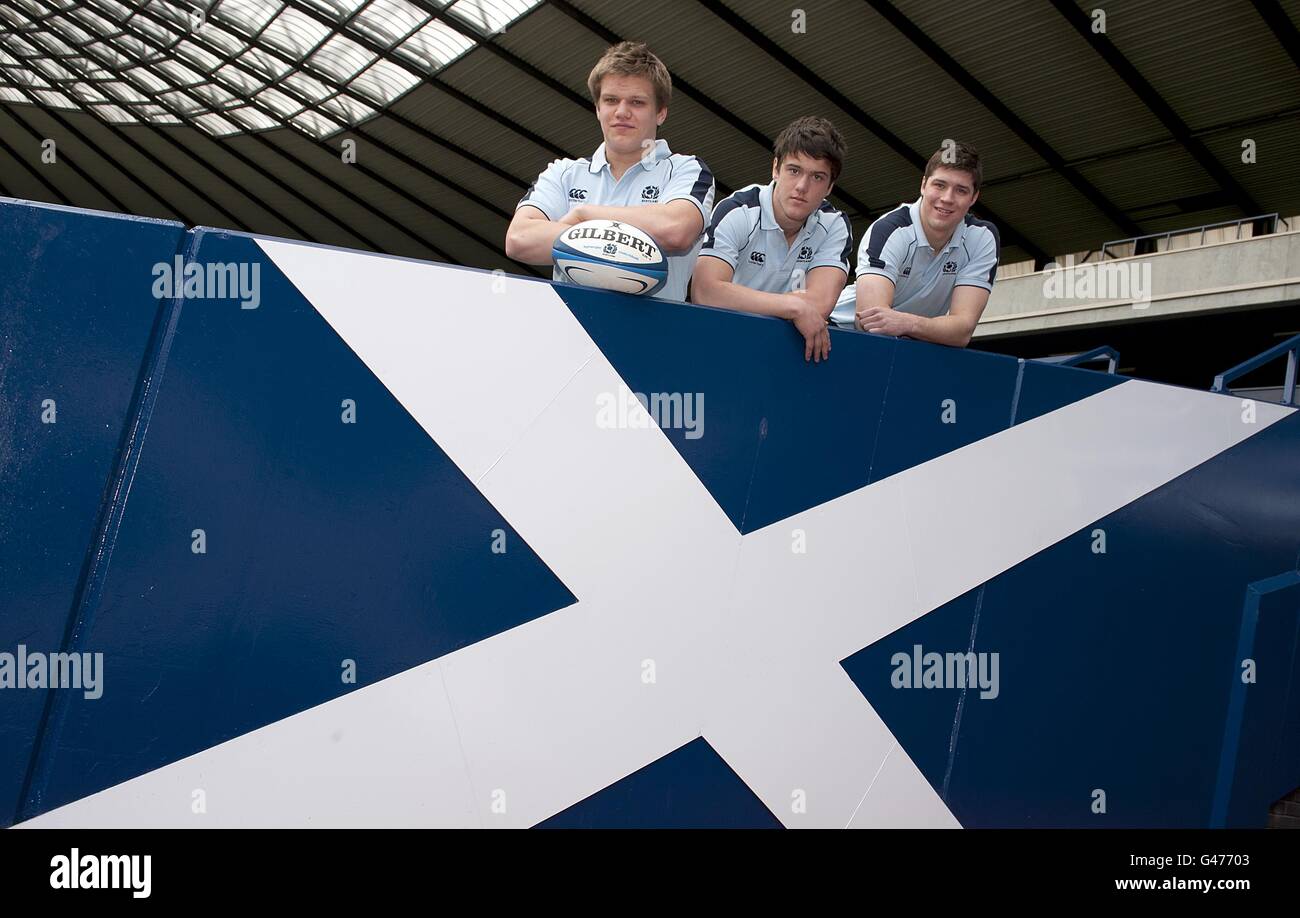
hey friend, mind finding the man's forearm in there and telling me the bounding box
[906,313,977,348]
[577,204,700,254]
[693,278,797,319]
[504,217,568,264]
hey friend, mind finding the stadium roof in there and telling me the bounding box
[1,0,1298,274]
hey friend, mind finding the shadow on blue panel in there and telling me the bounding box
[742,327,895,532]
[0,200,185,827]
[867,338,1020,483]
[554,285,781,531]
[555,285,903,532]
[840,586,984,806]
[845,411,1300,827]
[1012,360,1125,427]
[1214,571,1300,827]
[22,230,576,822]
[557,291,1124,532]
[535,737,782,828]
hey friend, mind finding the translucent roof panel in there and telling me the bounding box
[446,0,533,35]
[0,0,541,138]
[349,0,429,48]
[396,19,474,71]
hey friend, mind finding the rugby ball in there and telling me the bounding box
[552,219,668,296]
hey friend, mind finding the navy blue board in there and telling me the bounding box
[0,199,185,827]
[846,408,1300,827]
[1012,359,1126,427]
[557,289,1118,531]
[743,326,895,532]
[867,338,1020,484]
[535,737,782,828]
[1214,571,1300,827]
[18,230,576,822]
[840,586,985,806]
[4,194,1297,829]
[555,284,901,532]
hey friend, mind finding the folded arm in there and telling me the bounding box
[570,200,705,254]
[857,280,989,348]
[692,259,844,362]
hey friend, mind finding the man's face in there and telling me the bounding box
[596,74,664,159]
[919,166,979,239]
[771,151,835,226]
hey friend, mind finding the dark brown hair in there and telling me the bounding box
[773,115,846,182]
[923,141,982,191]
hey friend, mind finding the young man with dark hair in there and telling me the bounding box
[505,41,715,302]
[691,115,852,362]
[830,141,999,348]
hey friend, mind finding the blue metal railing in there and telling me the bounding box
[1033,346,1120,375]
[1212,333,1300,407]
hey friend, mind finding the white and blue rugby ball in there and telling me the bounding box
[552,219,668,296]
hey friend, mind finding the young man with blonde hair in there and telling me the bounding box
[691,116,851,362]
[505,41,715,302]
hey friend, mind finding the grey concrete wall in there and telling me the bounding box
[976,230,1300,339]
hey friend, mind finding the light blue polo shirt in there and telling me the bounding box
[698,182,852,292]
[830,198,1000,326]
[517,139,715,302]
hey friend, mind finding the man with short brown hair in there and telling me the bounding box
[831,141,999,348]
[505,42,714,302]
[691,116,852,362]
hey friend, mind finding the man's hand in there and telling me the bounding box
[561,205,587,226]
[788,290,831,363]
[856,304,917,338]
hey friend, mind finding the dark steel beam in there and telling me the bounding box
[14,93,199,223]
[980,103,1300,190]
[1051,0,1263,217]
[693,0,1051,264]
[1,100,134,214]
[864,0,1141,236]
[70,6,462,266]
[1253,0,1300,72]
[113,1,504,269]
[69,29,385,250]
[0,106,72,205]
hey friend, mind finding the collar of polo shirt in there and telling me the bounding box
[909,196,968,252]
[589,138,672,174]
[759,181,819,236]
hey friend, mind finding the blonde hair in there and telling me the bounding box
[587,41,672,111]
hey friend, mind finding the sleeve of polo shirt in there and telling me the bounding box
[810,211,853,274]
[855,213,912,285]
[663,156,716,228]
[516,158,570,222]
[956,223,1001,291]
[698,195,748,269]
